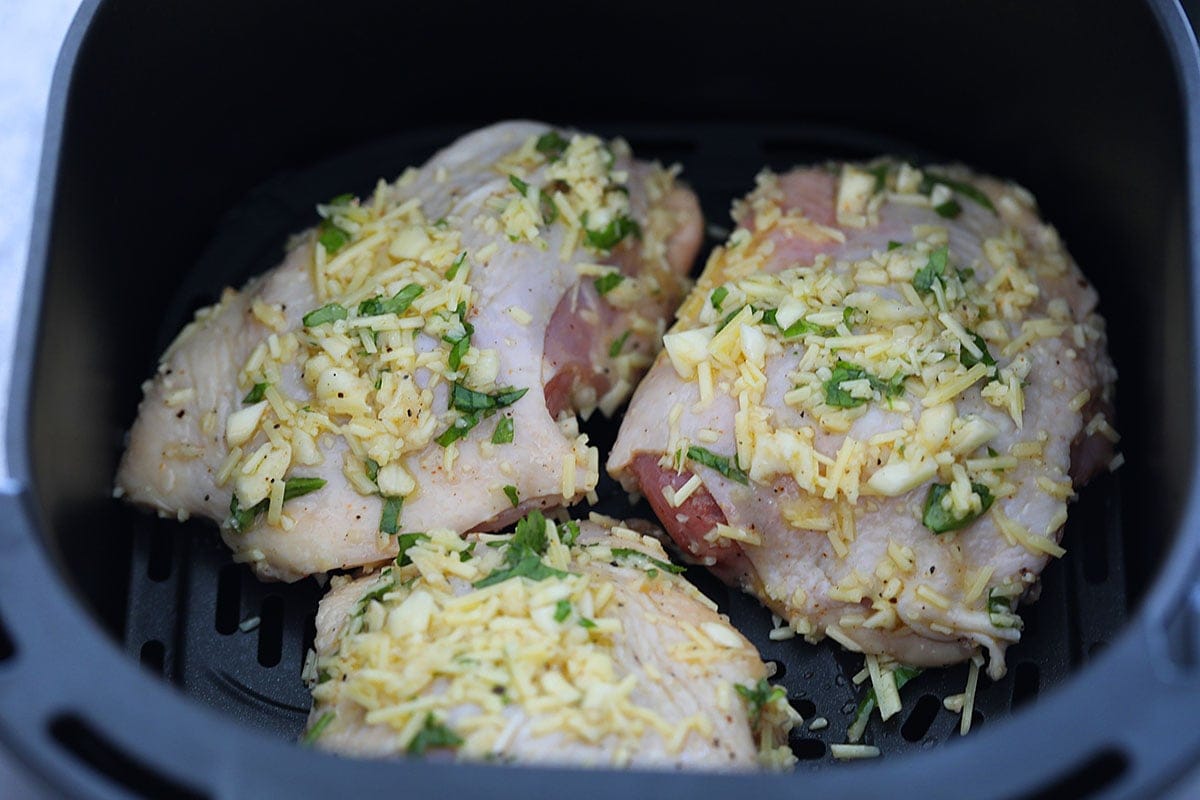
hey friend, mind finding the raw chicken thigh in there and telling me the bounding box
[609,162,1117,679]
[116,121,701,581]
[303,513,797,770]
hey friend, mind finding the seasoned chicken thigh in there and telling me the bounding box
[609,163,1117,679]
[116,121,701,581]
[303,514,797,770]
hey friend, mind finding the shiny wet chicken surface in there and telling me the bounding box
[116,121,701,581]
[303,515,797,770]
[609,163,1117,679]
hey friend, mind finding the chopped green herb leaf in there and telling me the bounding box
[848,666,922,741]
[509,174,530,195]
[446,252,466,280]
[920,172,996,213]
[887,240,903,251]
[380,495,403,535]
[735,678,787,724]
[435,412,479,447]
[283,477,326,502]
[303,711,336,745]
[364,458,379,485]
[585,214,641,251]
[578,617,597,629]
[473,510,572,588]
[610,547,686,574]
[317,220,350,254]
[686,445,749,485]
[535,130,569,161]
[243,382,269,404]
[609,330,631,358]
[554,599,571,622]
[912,246,949,294]
[710,286,730,310]
[459,542,476,562]
[824,360,905,408]
[987,588,1023,629]
[446,333,471,371]
[934,199,963,219]
[433,217,449,228]
[491,416,514,444]
[959,330,996,368]
[302,302,348,327]
[358,284,424,317]
[394,532,430,566]
[867,163,889,192]
[503,485,520,507]
[450,382,528,413]
[562,520,581,547]
[987,446,999,457]
[921,482,995,533]
[407,714,463,755]
[594,271,625,295]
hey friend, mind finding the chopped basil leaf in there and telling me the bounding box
[959,330,996,368]
[934,199,963,219]
[446,333,471,371]
[364,458,379,485]
[380,495,403,535]
[921,482,995,533]
[459,542,476,562]
[450,382,528,413]
[539,191,558,224]
[303,711,336,745]
[887,240,903,251]
[302,302,348,327]
[584,214,641,251]
[283,477,326,502]
[578,617,597,629]
[987,446,999,457]
[824,360,906,408]
[988,588,1023,629]
[491,416,514,444]
[317,220,350,254]
[446,252,466,280]
[535,130,569,161]
[228,493,258,533]
[609,547,686,574]
[508,174,530,195]
[710,286,730,310]
[472,510,571,588]
[502,485,519,507]
[433,217,449,229]
[920,172,996,213]
[716,305,745,333]
[435,412,479,447]
[849,666,922,739]
[912,246,949,294]
[358,284,424,317]
[686,445,749,485]
[867,163,889,192]
[562,520,581,547]
[394,532,430,566]
[609,330,631,358]
[735,678,787,725]
[407,714,463,755]
[554,599,571,622]
[594,271,625,295]
[243,382,269,404]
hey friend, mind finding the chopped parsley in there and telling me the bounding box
[502,485,520,507]
[609,330,631,358]
[364,458,379,484]
[450,383,528,413]
[535,130,569,161]
[594,271,625,295]
[434,413,480,447]
[302,711,336,745]
[920,172,996,213]
[508,174,530,195]
[473,510,571,588]
[394,532,430,567]
[685,445,749,485]
[302,302,348,327]
[380,495,403,535]
[584,213,641,251]
[578,617,597,629]
[988,588,1023,629]
[735,679,787,725]
[959,329,996,368]
[824,360,906,408]
[911,246,949,294]
[491,416,514,444]
[445,252,466,280]
[921,482,995,533]
[358,283,423,317]
[444,327,473,372]
[406,714,463,755]
[229,477,326,532]
[509,175,558,225]
[554,599,572,622]
[561,520,581,547]
[710,286,729,310]
[609,547,686,574]
[242,382,269,404]
[934,199,963,219]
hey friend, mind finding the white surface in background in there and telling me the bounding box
[0,1,86,795]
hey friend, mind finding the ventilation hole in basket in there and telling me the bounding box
[766,659,787,679]
[140,640,165,674]
[0,615,14,663]
[214,564,242,635]
[1011,661,1040,708]
[146,532,173,582]
[49,714,209,800]
[789,736,826,760]
[1026,748,1129,800]
[793,698,817,719]
[901,694,941,742]
[257,595,285,668]
[1081,522,1109,583]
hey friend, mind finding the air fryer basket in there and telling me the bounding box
[2,1,1200,798]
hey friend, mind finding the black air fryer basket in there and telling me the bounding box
[3,1,1200,797]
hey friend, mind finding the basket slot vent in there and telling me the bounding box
[214,564,242,635]
[900,694,941,742]
[0,613,14,663]
[139,640,165,675]
[793,698,817,719]
[49,714,210,800]
[789,734,827,761]
[257,595,285,668]
[1025,748,1129,800]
